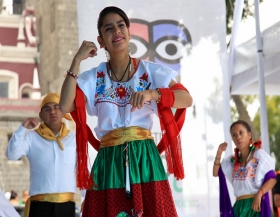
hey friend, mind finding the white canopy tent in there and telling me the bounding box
[223,0,280,154]
[232,20,280,95]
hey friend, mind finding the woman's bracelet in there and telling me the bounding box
[66,70,78,79]
[155,88,161,103]
[214,162,221,166]
[215,156,221,160]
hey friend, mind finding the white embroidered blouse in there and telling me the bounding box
[77,59,177,140]
[221,149,275,197]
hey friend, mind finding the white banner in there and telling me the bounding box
[77,1,227,216]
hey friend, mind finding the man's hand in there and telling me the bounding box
[22,118,39,129]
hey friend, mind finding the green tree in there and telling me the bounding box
[253,96,280,169]
[226,0,261,35]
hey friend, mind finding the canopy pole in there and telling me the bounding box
[254,0,270,153]
[223,0,244,157]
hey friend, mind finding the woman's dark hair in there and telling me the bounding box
[10,190,17,200]
[97,6,130,36]
[231,120,251,168]
[230,120,252,134]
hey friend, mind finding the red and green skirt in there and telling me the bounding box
[82,139,177,217]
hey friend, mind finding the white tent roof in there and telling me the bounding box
[223,0,280,154]
[231,20,280,95]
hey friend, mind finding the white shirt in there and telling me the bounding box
[77,59,177,139]
[6,125,77,196]
[221,149,275,197]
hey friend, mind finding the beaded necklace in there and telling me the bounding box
[107,57,137,106]
[108,57,131,82]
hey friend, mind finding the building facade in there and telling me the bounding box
[33,0,79,95]
[0,0,81,209]
[0,0,40,200]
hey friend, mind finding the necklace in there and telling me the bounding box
[106,57,137,104]
[109,57,131,82]
[241,149,252,166]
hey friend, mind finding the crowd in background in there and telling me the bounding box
[4,189,29,206]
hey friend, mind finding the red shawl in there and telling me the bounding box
[70,86,99,189]
[157,83,188,180]
[71,84,188,189]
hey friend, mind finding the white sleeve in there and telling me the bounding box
[5,125,31,160]
[142,61,177,89]
[77,68,97,116]
[221,155,234,184]
[141,61,177,112]
[255,149,275,184]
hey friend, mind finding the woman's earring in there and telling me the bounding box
[128,45,131,56]
[105,48,110,61]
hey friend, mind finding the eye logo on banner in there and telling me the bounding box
[129,19,192,73]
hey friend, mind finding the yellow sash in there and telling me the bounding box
[236,194,256,201]
[35,122,69,150]
[24,192,74,217]
[100,126,154,148]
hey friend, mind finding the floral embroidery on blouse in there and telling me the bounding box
[94,71,151,107]
[232,157,259,183]
[95,71,106,97]
[137,73,151,92]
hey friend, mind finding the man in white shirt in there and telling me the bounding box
[6,93,77,217]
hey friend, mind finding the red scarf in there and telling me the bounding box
[157,83,188,180]
[70,86,99,189]
[71,84,188,189]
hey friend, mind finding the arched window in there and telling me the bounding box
[13,0,25,15]
[21,86,32,99]
[0,70,19,99]
[0,82,8,98]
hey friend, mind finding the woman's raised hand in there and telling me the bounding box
[213,142,227,176]
[75,40,98,61]
[217,142,227,155]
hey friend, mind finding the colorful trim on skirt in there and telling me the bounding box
[82,139,178,217]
